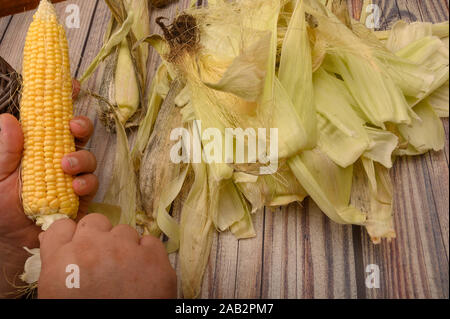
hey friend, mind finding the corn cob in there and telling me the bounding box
[20,0,78,222]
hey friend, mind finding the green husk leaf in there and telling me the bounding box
[386,21,434,52]
[139,80,185,240]
[313,68,370,167]
[204,32,271,102]
[257,0,315,158]
[131,64,170,170]
[428,81,449,117]
[156,164,189,253]
[288,148,366,225]
[235,165,307,213]
[115,39,140,124]
[210,178,247,232]
[363,127,399,169]
[103,112,137,228]
[278,0,317,149]
[361,158,396,243]
[179,130,213,299]
[124,0,150,83]
[79,11,135,84]
[323,52,415,128]
[230,206,256,239]
[383,21,449,106]
[395,99,445,156]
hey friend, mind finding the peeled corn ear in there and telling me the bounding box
[20,0,78,225]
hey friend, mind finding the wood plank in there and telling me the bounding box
[416,0,449,23]
[349,0,364,21]
[0,15,11,45]
[394,0,422,23]
[0,0,98,74]
[71,0,114,202]
[0,10,33,70]
[261,206,301,298]
[234,211,264,298]
[260,201,357,299]
[0,0,66,18]
[373,0,402,30]
[358,157,449,298]
[308,202,357,298]
[208,231,240,298]
[354,0,450,300]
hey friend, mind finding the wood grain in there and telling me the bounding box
[0,0,448,299]
[0,0,98,73]
[356,0,450,299]
[0,15,11,44]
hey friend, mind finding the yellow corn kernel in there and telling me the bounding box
[20,0,78,219]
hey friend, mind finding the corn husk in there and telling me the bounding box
[325,0,351,28]
[385,21,449,107]
[79,0,151,128]
[386,21,448,52]
[79,12,134,83]
[361,159,396,243]
[209,175,254,236]
[114,39,140,124]
[124,0,150,83]
[395,99,445,156]
[139,80,185,237]
[150,0,315,167]
[278,0,317,150]
[313,68,370,167]
[428,81,449,118]
[102,111,137,227]
[288,149,366,225]
[363,127,399,169]
[131,64,171,170]
[234,164,307,213]
[323,52,416,128]
[179,124,213,299]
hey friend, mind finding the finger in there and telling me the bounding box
[75,213,112,234]
[69,116,93,148]
[40,218,76,260]
[72,79,81,101]
[74,174,98,217]
[110,224,140,243]
[61,150,97,175]
[73,174,99,197]
[0,114,23,181]
[140,235,165,250]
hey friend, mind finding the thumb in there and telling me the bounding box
[0,113,23,181]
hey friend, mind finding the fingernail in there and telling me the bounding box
[72,118,86,129]
[64,156,79,169]
[75,178,86,189]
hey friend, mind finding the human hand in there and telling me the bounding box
[38,214,177,299]
[0,112,98,297]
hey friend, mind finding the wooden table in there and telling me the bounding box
[0,0,448,299]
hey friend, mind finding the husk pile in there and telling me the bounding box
[86,0,449,298]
